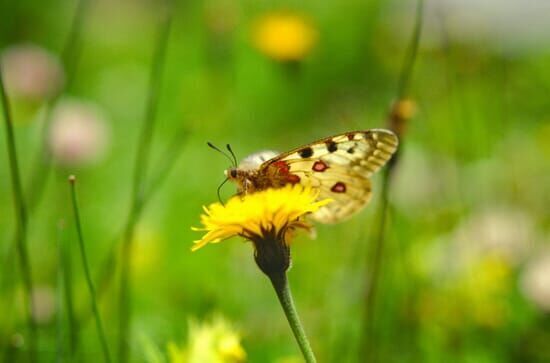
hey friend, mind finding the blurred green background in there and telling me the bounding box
[1,0,549,362]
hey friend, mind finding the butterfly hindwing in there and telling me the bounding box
[260,129,398,223]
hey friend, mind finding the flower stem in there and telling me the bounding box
[359,0,423,359]
[269,273,317,363]
[117,8,172,363]
[58,220,79,358]
[69,176,112,363]
[26,0,90,212]
[0,63,38,363]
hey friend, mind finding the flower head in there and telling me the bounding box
[167,316,246,363]
[48,98,110,166]
[520,250,550,312]
[193,184,330,275]
[193,184,329,250]
[252,12,317,62]
[1,43,64,100]
[30,285,56,324]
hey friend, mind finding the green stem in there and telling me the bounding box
[395,0,424,101]
[26,0,90,211]
[58,219,79,358]
[359,1,423,360]
[117,8,172,363]
[56,225,65,362]
[359,168,390,361]
[69,176,112,363]
[269,273,317,363]
[0,63,38,363]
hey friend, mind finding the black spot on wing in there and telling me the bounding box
[299,147,313,158]
[326,140,337,153]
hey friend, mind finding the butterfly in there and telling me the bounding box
[214,129,398,224]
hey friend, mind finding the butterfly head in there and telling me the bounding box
[224,167,239,180]
[207,142,241,202]
[223,167,246,184]
[224,167,255,194]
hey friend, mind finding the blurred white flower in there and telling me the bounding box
[392,145,456,211]
[389,0,550,53]
[520,250,550,312]
[49,99,110,166]
[453,208,535,265]
[1,44,64,100]
[31,285,56,324]
[421,207,536,281]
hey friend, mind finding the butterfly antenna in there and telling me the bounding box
[216,177,229,205]
[226,144,238,167]
[207,142,235,166]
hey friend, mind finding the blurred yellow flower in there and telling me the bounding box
[167,317,246,363]
[192,184,331,251]
[417,256,513,329]
[459,256,512,327]
[252,12,317,62]
[132,226,162,278]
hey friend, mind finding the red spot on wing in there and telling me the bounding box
[331,182,346,193]
[347,133,355,141]
[273,160,290,174]
[312,161,329,172]
[286,174,301,184]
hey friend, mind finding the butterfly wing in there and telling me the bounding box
[259,129,398,223]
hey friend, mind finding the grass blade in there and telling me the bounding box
[0,59,37,363]
[359,0,424,360]
[117,7,172,363]
[68,176,112,363]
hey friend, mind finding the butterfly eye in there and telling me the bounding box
[230,169,238,178]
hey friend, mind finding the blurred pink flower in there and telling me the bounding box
[520,250,550,312]
[31,285,56,324]
[49,99,110,166]
[1,44,64,100]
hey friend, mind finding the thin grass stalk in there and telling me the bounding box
[117,8,172,363]
[56,224,65,363]
[359,0,423,360]
[68,124,187,339]
[359,169,391,361]
[394,0,424,102]
[58,219,79,359]
[68,176,112,363]
[142,126,189,201]
[26,0,90,211]
[0,2,90,339]
[0,65,38,363]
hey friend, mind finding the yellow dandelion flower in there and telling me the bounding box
[252,12,317,62]
[192,184,330,252]
[193,184,328,362]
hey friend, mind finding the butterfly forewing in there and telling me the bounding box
[260,129,398,223]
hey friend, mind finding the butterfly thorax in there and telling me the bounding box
[225,150,293,194]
